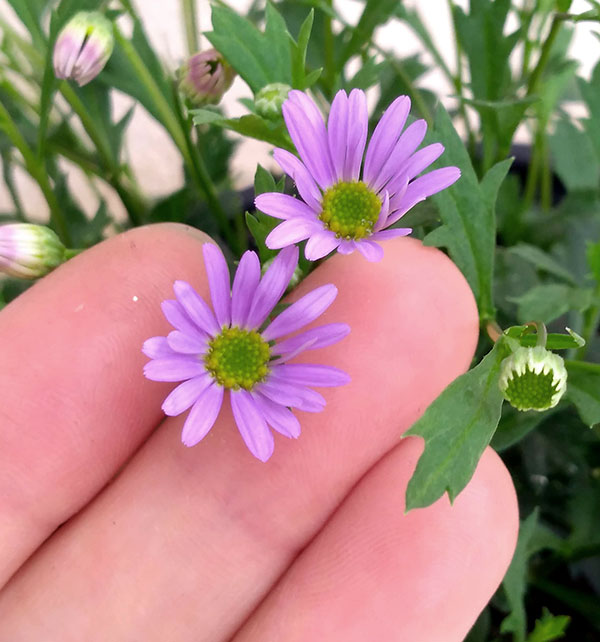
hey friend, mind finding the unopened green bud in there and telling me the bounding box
[53,12,114,86]
[0,224,67,279]
[499,346,567,412]
[178,49,235,106]
[255,83,291,120]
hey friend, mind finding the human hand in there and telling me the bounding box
[0,224,518,641]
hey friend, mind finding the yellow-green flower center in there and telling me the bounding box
[319,181,381,240]
[204,327,271,390]
[503,368,559,411]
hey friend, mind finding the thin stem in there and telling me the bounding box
[323,0,335,95]
[526,17,562,97]
[1,152,27,221]
[575,289,600,360]
[0,103,71,244]
[60,82,147,226]
[181,0,200,56]
[535,321,548,348]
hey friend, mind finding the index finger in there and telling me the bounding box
[0,223,211,587]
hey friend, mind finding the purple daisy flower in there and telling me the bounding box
[255,89,461,262]
[143,244,350,462]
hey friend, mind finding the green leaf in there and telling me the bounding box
[192,110,294,151]
[566,360,600,428]
[507,244,578,285]
[549,118,600,192]
[586,240,600,283]
[206,3,292,93]
[247,164,285,262]
[503,326,585,350]
[404,341,508,511]
[290,9,314,89]
[341,0,399,63]
[5,0,49,47]
[527,609,570,642]
[512,284,592,324]
[426,104,511,320]
[501,509,540,641]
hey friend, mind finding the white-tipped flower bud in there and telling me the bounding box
[499,346,568,412]
[178,49,235,106]
[254,83,291,120]
[53,12,114,87]
[0,224,66,279]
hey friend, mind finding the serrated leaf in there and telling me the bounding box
[565,360,600,428]
[527,609,570,642]
[426,105,511,320]
[508,244,578,285]
[501,509,540,641]
[511,284,576,323]
[206,3,292,93]
[192,111,294,151]
[404,341,508,511]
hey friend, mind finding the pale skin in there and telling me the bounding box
[0,224,519,641]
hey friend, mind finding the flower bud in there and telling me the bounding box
[53,11,114,87]
[499,346,568,412]
[178,49,235,106]
[0,224,66,279]
[254,83,291,120]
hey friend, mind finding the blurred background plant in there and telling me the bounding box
[1,0,600,639]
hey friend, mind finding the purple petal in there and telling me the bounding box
[162,373,213,416]
[258,378,326,412]
[373,191,390,232]
[270,364,351,387]
[144,357,205,382]
[371,228,412,240]
[273,322,350,356]
[345,89,369,181]
[173,281,220,337]
[336,240,356,255]
[181,383,224,447]
[363,96,411,186]
[355,239,385,262]
[371,119,428,194]
[230,389,274,462]
[273,148,322,212]
[202,244,231,328]
[167,330,208,354]
[142,336,176,359]
[305,229,340,261]
[161,299,204,338]
[255,192,317,220]
[262,284,338,341]
[327,90,349,181]
[72,38,108,86]
[283,93,335,189]
[252,391,301,438]
[231,250,261,327]
[53,31,86,79]
[246,246,299,329]
[265,218,322,249]
[386,167,461,226]
[400,143,444,181]
[271,337,318,365]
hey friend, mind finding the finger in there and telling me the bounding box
[0,238,479,641]
[0,223,212,587]
[234,442,518,642]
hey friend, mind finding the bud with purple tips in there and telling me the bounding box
[178,49,235,106]
[53,11,114,87]
[0,224,67,279]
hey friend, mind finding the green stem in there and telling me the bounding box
[171,86,240,251]
[181,0,200,56]
[323,0,335,95]
[526,16,561,96]
[0,103,71,244]
[575,291,600,360]
[60,82,147,226]
[1,152,27,221]
[64,248,85,259]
